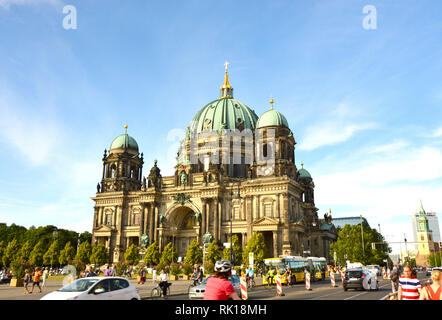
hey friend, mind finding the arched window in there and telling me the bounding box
[263,143,268,158]
[111,165,116,178]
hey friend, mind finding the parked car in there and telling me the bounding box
[426,267,434,277]
[40,277,140,300]
[343,268,378,291]
[188,275,241,299]
[0,274,12,284]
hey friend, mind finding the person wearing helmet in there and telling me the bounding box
[203,260,241,300]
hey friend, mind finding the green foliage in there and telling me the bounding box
[90,244,108,266]
[330,223,391,266]
[204,261,214,274]
[18,240,33,261]
[205,241,222,264]
[160,242,177,264]
[75,242,92,264]
[2,239,20,267]
[59,242,76,266]
[184,239,203,265]
[115,261,129,276]
[43,240,60,266]
[427,251,442,267]
[0,241,5,268]
[29,240,45,266]
[222,235,242,265]
[79,231,92,245]
[124,244,140,266]
[144,241,161,266]
[156,262,168,273]
[169,262,181,276]
[10,259,33,279]
[243,233,266,265]
[182,263,193,276]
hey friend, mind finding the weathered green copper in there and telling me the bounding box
[257,107,289,128]
[110,133,139,152]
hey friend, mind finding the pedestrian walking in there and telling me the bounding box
[398,265,422,300]
[41,267,49,288]
[110,264,116,277]
[23,269,31,294]
[152,267,157,283]
[419,269,441,300]
[29,267,43,294]
[390,265,399,293]
[104,265,110,277]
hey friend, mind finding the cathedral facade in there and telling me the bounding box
[91,65,337,264]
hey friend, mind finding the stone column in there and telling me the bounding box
[206,200,210,234]
[202,199,207,236]
[246,196,253,241]
[273,231,278,257]
[218,199,222,242]
[153,204,158,242]
[102,163,106,180]
[214,198,219,241]
[282,194,291,254]
[276,194,280,220]
[149,204,154,244]
[115,206,121,248]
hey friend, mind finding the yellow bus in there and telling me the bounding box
[262,256,329,285]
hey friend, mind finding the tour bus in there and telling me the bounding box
[262,256,329,285]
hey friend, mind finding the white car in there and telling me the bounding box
[40,277,140,300]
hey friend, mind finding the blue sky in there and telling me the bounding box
[1,0,441,253]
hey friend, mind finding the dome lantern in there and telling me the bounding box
[219,61,233,99]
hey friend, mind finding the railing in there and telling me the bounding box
[380,291,398,300]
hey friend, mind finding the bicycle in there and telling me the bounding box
[151,282,171,299]
[246,276,256,289]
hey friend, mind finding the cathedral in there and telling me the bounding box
[91,64,337,264]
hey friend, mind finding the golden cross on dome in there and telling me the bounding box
[301,162,304,168]
[124,124,128,134]
[224,61,229,72]
[269,97,274,109]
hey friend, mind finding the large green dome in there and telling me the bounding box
[257,107,289,128]
[110,132,139,154]
[189,98,259,134]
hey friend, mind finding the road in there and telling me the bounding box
[0,272,430,300]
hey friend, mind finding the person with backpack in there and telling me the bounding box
[420,269,441,300]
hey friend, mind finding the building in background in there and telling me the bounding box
[412,202,440,250]
[90,65,338,264]
[415,201,436,267]
[331,216,370,229]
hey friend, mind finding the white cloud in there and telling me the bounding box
[432,126,442,138]
[299,122,376,151]
[298,103,377,151]
[366,140,409,154]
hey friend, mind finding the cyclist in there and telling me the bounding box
[246,267,255,288]
[204,260,241,300]
[192,265,203,286]
[158,269,170,297]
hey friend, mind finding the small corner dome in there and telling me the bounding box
[257,101,289,129]
[298,164,312,180]
[109,130,139,155]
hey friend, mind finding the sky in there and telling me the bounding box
[0,0,441,254]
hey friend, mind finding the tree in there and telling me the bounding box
[222,235,242,265]
[243,233,266,266]
[43,240,60,266]
[2,239,20,268]
[428,251,442,267]
[125,244,140,266]
[90,244,108,266]
[0,241,6,268]
[59,242,75,266]
[144,241,161,266]
[205,241,222,264]
[184,239,203,265]
[75,242,92,264]
[29,240,46,266]
[79,231,92,245]
[160,242,177,264]
[330,223,391,266]
[18,240,33,261]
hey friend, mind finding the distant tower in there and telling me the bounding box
[415,201,435,266]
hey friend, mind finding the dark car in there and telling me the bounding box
[0,274,12,284]
[343,268,377,291]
